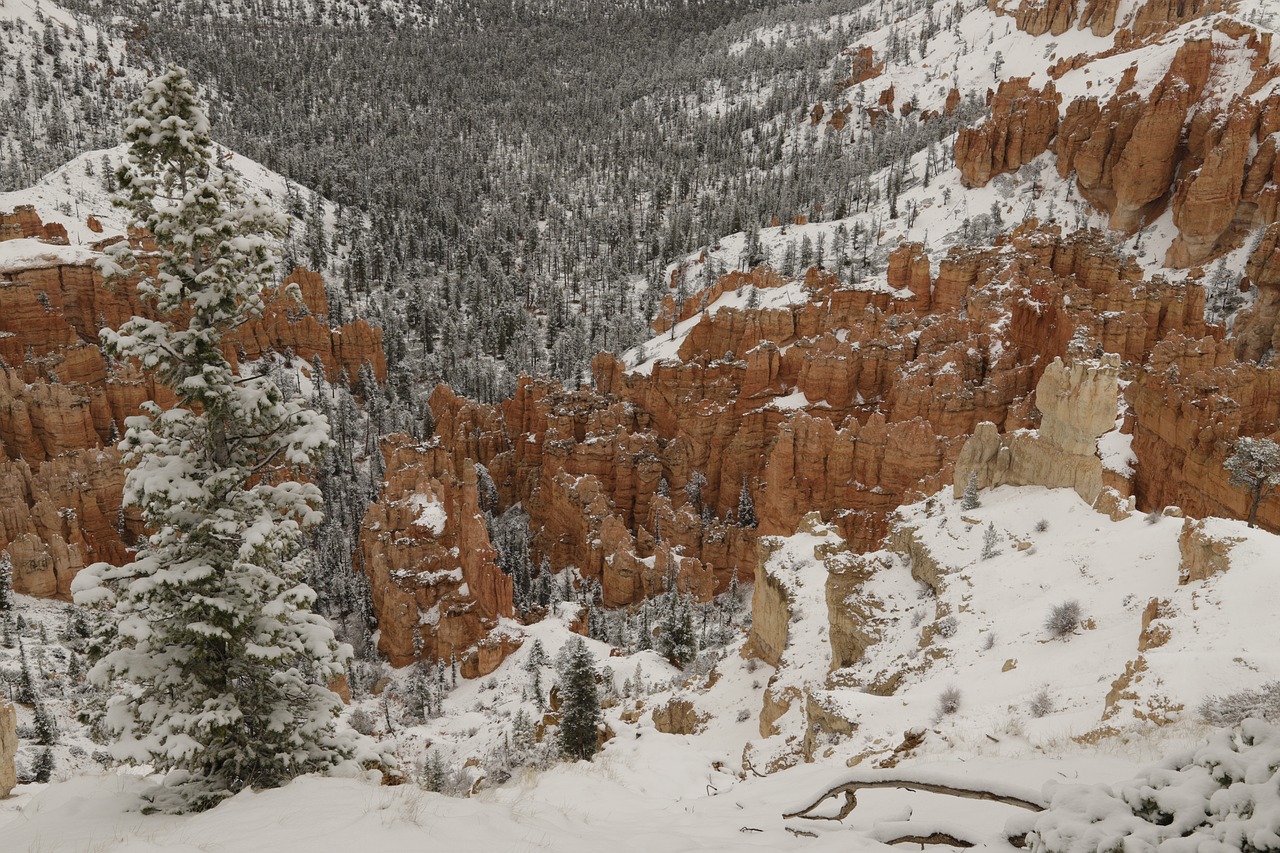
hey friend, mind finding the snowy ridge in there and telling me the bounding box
[0,144,338,266]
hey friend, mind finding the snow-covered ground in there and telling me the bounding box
[0,144,338,263]
[5,482,1276,851]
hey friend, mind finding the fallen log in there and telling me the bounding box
[784,779,1045,822]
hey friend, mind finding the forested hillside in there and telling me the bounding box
[58,0,979,408]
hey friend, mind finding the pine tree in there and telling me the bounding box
[33,747,55,783]
[1223,437,1280,528]
[558,636,601,761]
[737,477,757,528]
[34,701,59,746]
[17,641,37,705]
[70,66,352,812]
[658,593,699,668]
[0,550,11,612]
[981,522,1001,560]
[960,472,982,510]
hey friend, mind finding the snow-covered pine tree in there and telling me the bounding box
[71,65,353,812]
[0,550,11,612]
[558,636,601,761]
[980,522,1001,560]
[960,472,982,510]
[737,477,757,528]
[657,583,699,669]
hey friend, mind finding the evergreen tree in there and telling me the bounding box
[34,701,59,746]
[960,472,982,510]
[33,747,55,784]
[17,641,37,705]
[71,66,352,812]
[658,593,699,668]
[0,550,11,612]
[981,522,1001,560]
[737,477,757,528]
[558,636,601,761]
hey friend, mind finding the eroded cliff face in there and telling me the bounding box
[954,356,1122,506]
[0,210,387,599]
[359,437,514,669]
[959,6,1280,269]
[416,208,1278,648]
[990,0,1232,42]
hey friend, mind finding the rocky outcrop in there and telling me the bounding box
[991,0,1231,39]
[954,356,1121,505]
[745,515,867,770]
[744,537,791,668]
[651,697,709,735]
[955,79,1060,188]
[359,437,514,667]
[1127,336,1280,531]
[0,209,388,600]
[0,206,68,244]
[1044,23,1280,259]
[1176,517,1241,584]
[0,701,15,798]
[1235,222,1280,364]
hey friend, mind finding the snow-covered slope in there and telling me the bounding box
[0,143,336,259]
[6,481,1277,851]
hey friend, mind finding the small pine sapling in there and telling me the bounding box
[960,472,982,510]
[980,522,1001,560]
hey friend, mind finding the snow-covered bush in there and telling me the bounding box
[1044,600,1083,639]
[935,615,958,639]
[936,686,962,718]
[1029,720,1280,853]
[1199,681,1280,726]
[1029,686,1054,718]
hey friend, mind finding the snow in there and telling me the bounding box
[1097,419,1136,477]
[407,494,447,536]
[0,238,99,271]
[6,483,1280,850]
[0,144,338,266]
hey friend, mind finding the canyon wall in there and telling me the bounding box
[0,211,386,599]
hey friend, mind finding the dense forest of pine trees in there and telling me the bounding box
[54,0,981,412]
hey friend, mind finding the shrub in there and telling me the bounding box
[1044,600,1083,638]
[1198,680,1280,726]
[1035,519,1049,533]
[1029,686,1054,718]
[980,632,996,651]
[937,685,962,717]
[348,707,377,736]
[935,615,958,639]
[736,709,751,723]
